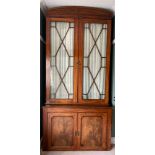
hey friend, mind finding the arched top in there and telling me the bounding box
[46,6,113,19]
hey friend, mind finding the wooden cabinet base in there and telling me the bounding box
[42,106,112,151]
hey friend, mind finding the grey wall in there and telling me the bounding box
[111,17,115,137]
[40,9,46,138]
[111,43,115,137]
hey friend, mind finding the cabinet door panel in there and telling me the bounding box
[78,112,107,150]
[47,113,77,150]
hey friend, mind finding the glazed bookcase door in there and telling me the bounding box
[77,112,108,150]
[78,19,112,105]
[46,18,78,104]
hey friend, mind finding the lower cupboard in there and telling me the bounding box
[42,106,112,151]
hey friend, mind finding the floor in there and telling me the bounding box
[41,145,115,155]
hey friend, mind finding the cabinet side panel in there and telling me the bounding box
[42,108,48,150]
[107,109,112,150]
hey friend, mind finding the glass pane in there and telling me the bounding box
[83,23,107,99]
[83,68,93,97]
[50,22,74,99]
